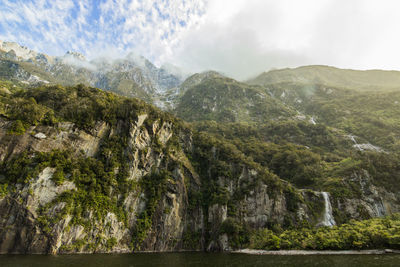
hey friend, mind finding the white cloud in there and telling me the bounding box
[0,0,205,63]
[168,0,400,80]
[1,0,400,80]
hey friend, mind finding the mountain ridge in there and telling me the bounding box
[0,40,185,105]
[248,65,400,91]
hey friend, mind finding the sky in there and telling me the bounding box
[1,0,400,80]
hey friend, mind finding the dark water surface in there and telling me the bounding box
[1,252,400,267]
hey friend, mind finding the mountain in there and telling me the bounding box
[0,42,399,254]
[248,65,400,91]
[175,74,295,123]
[0,41,185,105]
[158,71,224,110]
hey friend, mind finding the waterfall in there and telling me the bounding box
[348,134,357,144]
[320,192,336,227]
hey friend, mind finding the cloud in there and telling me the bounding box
[0,0,206,63]
[168,0,400,80]
[62,54,97,71]
[1,0,400,80]
[0,0,82,55]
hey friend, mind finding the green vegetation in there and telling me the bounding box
[132,169,171,250]
[0,83,182,133]
[175,76,294,123]
[0,183,7,197]
[189,131,283,206]
[59,239,87,252]
[191,120,387,198]
[7,120,26,135]
[248,214,400,250]
[306,88,400,151]
[170,72,399,215]
[219,218,251,248]
[0,149,130,226]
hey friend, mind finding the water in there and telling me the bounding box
[1,253,400,267]
[320,192,336,227]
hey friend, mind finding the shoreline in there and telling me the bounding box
[232,248,400,255]
[1,249,399,255]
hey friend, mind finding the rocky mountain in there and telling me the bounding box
[0,41,185,105]
[0,40,51,62]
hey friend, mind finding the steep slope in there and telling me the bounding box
[0,83,339,254]
[255,82,400,152]
[0,59,57,85]
[159,71,223,110]
[249,65,400,91]
[175,76,295,123]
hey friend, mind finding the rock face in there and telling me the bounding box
[0,113,342,254]
[336,170,400,219]
[0,114,192,253]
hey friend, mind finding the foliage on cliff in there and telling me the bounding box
[249,214,400,250]
[0,83,181,132]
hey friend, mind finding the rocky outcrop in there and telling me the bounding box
[335,170,400,219]
[0,113,191,253]
[0,119,109,161]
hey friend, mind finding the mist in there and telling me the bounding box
[62,54,97,71]
[167,0,400,80]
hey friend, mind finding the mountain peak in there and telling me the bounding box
[64,51,86,61]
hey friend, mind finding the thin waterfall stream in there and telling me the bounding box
[320,192,336,227]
